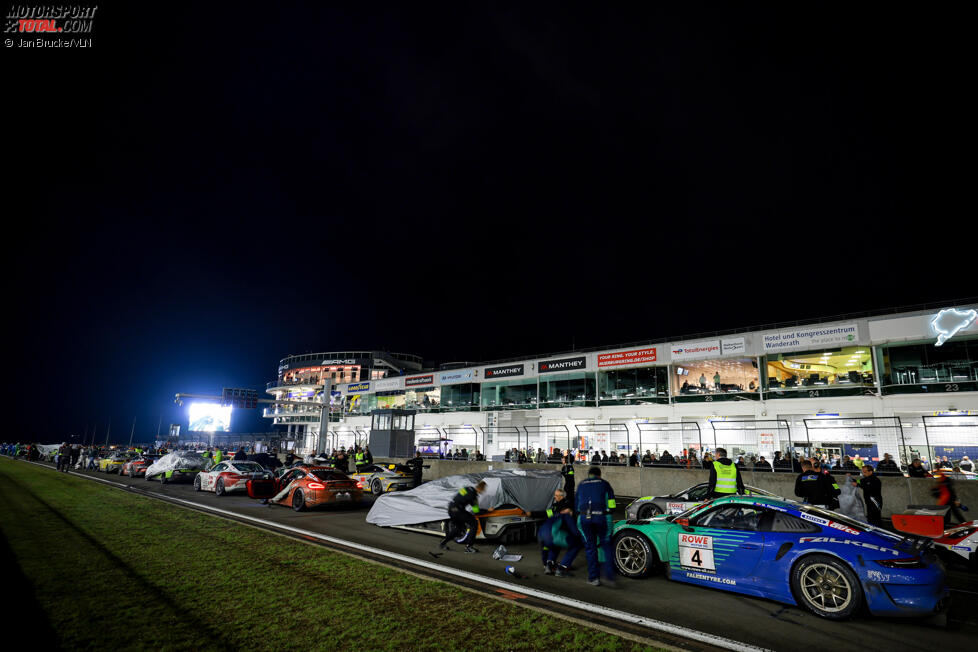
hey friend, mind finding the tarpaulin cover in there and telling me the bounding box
[37,445,60,455]
[837,480,866,522]
[145,451,211,479]
[366,469,561,527]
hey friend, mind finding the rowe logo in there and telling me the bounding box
[679,534,712,548]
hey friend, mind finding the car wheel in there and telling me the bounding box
[193,476,202,492]
[215,479,225,497]
[371,479,383,495]
[637,503,663,520]
[613,530,658,578]
[292,490,305,512]
[791,554,862,620]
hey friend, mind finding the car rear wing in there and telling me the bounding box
[891,506,952,553]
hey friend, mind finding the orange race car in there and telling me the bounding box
[247,465,363,511]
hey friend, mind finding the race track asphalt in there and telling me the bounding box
[35,462,978,652]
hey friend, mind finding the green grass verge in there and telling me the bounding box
[0,458,661,651]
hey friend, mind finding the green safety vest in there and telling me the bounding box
[214,450,223,463]
[356,453,365,464]
[713,461,738,494]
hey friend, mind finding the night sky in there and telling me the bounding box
[7,3,973,443]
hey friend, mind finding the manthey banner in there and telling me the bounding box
[762,323,859,352]
[537,356,587,374]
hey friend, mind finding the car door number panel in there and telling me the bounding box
[679,533,716,571]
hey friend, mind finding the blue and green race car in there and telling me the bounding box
[612,495,949,620]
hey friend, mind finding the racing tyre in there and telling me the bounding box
[292,490,306,512]
[637,503,663,520]
[193,476,202,492]
[215,479,226,497]
[371,479,383,495]
[791,554,862,620]
[613,530,658,578]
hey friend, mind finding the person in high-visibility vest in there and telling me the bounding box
[213,448,224,464]
[707,447,744,498]
[354,447,367,473]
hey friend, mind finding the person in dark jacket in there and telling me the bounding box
[701,452,713,470]
[707,448,745,498]
[795,460,840,508]
[233,447,247,461]
[628,450,639,467]
[405,452,424,487]
[875,453,901,476]
[753,456,772,472]
[576,467,617,586]
[907,458,930,478]
[658,450,675,467]
[858,465,883,526]
[534,489,582,576]
[590,451,601,466]
[439,481,487,552]
[560,454,575,500]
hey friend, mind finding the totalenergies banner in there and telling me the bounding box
[598,347,657,367]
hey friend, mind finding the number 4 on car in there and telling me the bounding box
[612,495,950,620]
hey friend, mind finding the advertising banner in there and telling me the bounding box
[374,377,404,391]
[405,374,435,387]
[762,323,859,352]
[537,356,586,374]
[597,347,657,367]
[484,364,525,379]
[439,369,474,384]
[721,337,746,355]
[671,340,721,361]
[346,382,370,393]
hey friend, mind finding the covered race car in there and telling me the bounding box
[366,469,562,543]
[348,463,416,495]
[247,465,363,511]
[625,482,778,520]
[121,455,159,478]
[612,495,949,620]
[98,451,135,474]
[144,450,211,484]
[194,460,273,496]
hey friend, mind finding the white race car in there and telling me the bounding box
[194,460,273,496]
[933,520,977,569]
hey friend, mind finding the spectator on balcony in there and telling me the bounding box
[701,451,714,470]
[753,456,772,472]
[658,450,675,467]
[629,450,639,467]
[875,453,900,475]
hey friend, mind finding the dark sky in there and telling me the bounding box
[7,3,972,443]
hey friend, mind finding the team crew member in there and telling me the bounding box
[795,460,840,508]
[406,452,424,487]
[533,489,582,576]
[858,464,883,526]
[707,448,745,498]
[439,481,487,553]
[560,453,576,500]
[354,447,368,473]
[932,471,965,523]
[576,467,617,587]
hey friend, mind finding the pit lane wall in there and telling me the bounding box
[375,458,978,519]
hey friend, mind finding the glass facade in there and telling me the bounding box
[440,383,481,412]
[405,386,441,412]
[375,391,406,409]
[673,358,760,402]
[764,346,875,398]
[481,379,538,410]
[598,366,668,405]
[880,338,978,394]
[538,372,596,407]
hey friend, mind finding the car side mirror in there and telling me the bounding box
[676,517,693,532]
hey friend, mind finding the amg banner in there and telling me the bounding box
[537,356,586,373]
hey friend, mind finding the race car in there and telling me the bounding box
[625,482,778,520]
[612,495,949,620]
[246,465,363,511]
[98,452,135,474]
[348,463,416,495]
[194,460,274,496]
[934,521,977,569]
[144,451,211,484]
[891,509,977,570]
[120,455,159,478]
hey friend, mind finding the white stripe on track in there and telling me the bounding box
[21,459,769,652]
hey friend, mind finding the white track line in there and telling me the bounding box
[21,460,769,652]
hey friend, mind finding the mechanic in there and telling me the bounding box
[560,453,576,500]
[439,481,487,553]
[576,467,617,587]
[533,488,582,577]
[354,446,368,473]
[406,451,424,487]
[858,464,883,526]
[811,459,841,509]
[932,470,965,523]
[794,460,840,508]
[707,448,745,498]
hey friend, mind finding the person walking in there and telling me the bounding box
[575,467,617,587]
[439,481,487,553]
[707,448,744,498]
[932,471,966,524]
[535,489,582,577]
[858,464,884,526]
